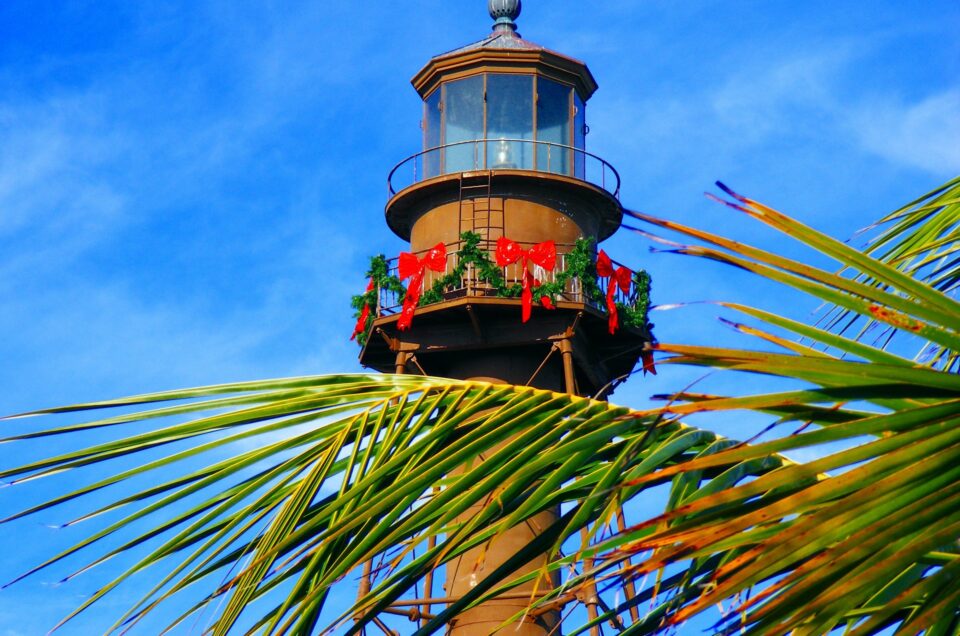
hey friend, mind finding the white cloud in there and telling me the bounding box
[848,89,960,175]
[0,0,378,412]
[708,51,847,143]
[591,34,960,190]
[589,43,858,167]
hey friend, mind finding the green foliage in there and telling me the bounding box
[350,255,405,346]
[606,178,960,635]
[0,375,782,634]
[624,269,654,331]
[822,175,960,370]
[417,231,505,304]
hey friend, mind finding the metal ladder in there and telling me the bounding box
[457,171,504,297]
[458,171,504,244]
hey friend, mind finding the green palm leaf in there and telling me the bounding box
[607,181,960,634]
[823,176,960,369]
[1,373,786,634]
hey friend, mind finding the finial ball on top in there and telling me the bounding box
[488,0,521,21]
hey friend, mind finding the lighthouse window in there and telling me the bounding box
[536,78,572,175]
[444,75,485,172]
[486,74,534,170]
[424,89,442,177]
[574,95,586,178]
[427,73,583,177]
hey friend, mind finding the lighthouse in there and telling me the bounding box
[351,2,654,633]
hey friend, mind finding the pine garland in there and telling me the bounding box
[350,255,405,346]
[623,270,654,332]
[350,232,654,345]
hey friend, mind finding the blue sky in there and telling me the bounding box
[0,0,957,633]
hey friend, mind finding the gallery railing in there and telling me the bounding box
[375,239,634,317]
[387,139,621,199]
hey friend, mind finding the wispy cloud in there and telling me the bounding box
[588,27,958,211]
[847,88,960,175]
[0,0,376,414]
[707,48,850,143]
[0,93,129,275]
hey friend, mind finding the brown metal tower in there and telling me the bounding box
[355,2,653,633]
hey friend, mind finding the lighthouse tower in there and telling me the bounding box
[352,2,654,633]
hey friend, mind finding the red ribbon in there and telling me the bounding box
[397,243,447,330]
[351,278,376,341]
[596,249,632,334]
[641,350,657,376]
[496,237,557,322]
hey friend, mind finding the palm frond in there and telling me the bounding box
[822,176,960,368]
[0,373,786,634]
[614,181,960,634]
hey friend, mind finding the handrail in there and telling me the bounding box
[387,138,621,199]
[402,238,579,258]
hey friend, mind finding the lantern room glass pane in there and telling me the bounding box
[486,74,533,170]
[536,78,572,175]
[574,94,586,178]
[424,89,442,178]
[444,75,484,172]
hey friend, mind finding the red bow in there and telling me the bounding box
[596,249,632,334]
[496,237,557,323]
[351,278,376,341]
[397,243,446,330]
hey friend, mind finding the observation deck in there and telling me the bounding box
[357,236,652,396]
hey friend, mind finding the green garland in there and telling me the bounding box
[350,255,405,346]
[350,232,654,345]
[623,270,653,332]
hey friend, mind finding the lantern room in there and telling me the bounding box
[414,0,595,182]
[385,0,622,247]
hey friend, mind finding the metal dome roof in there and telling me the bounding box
[410,2,598,101]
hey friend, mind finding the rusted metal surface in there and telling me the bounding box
[579,528,601,636]
[559,336,576,395]
[616,507,641,623]
[359,302,648,398]
[412,40,598,100]
[408,188,589,253]
[421,494,439,629]
[355,560,373,623]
